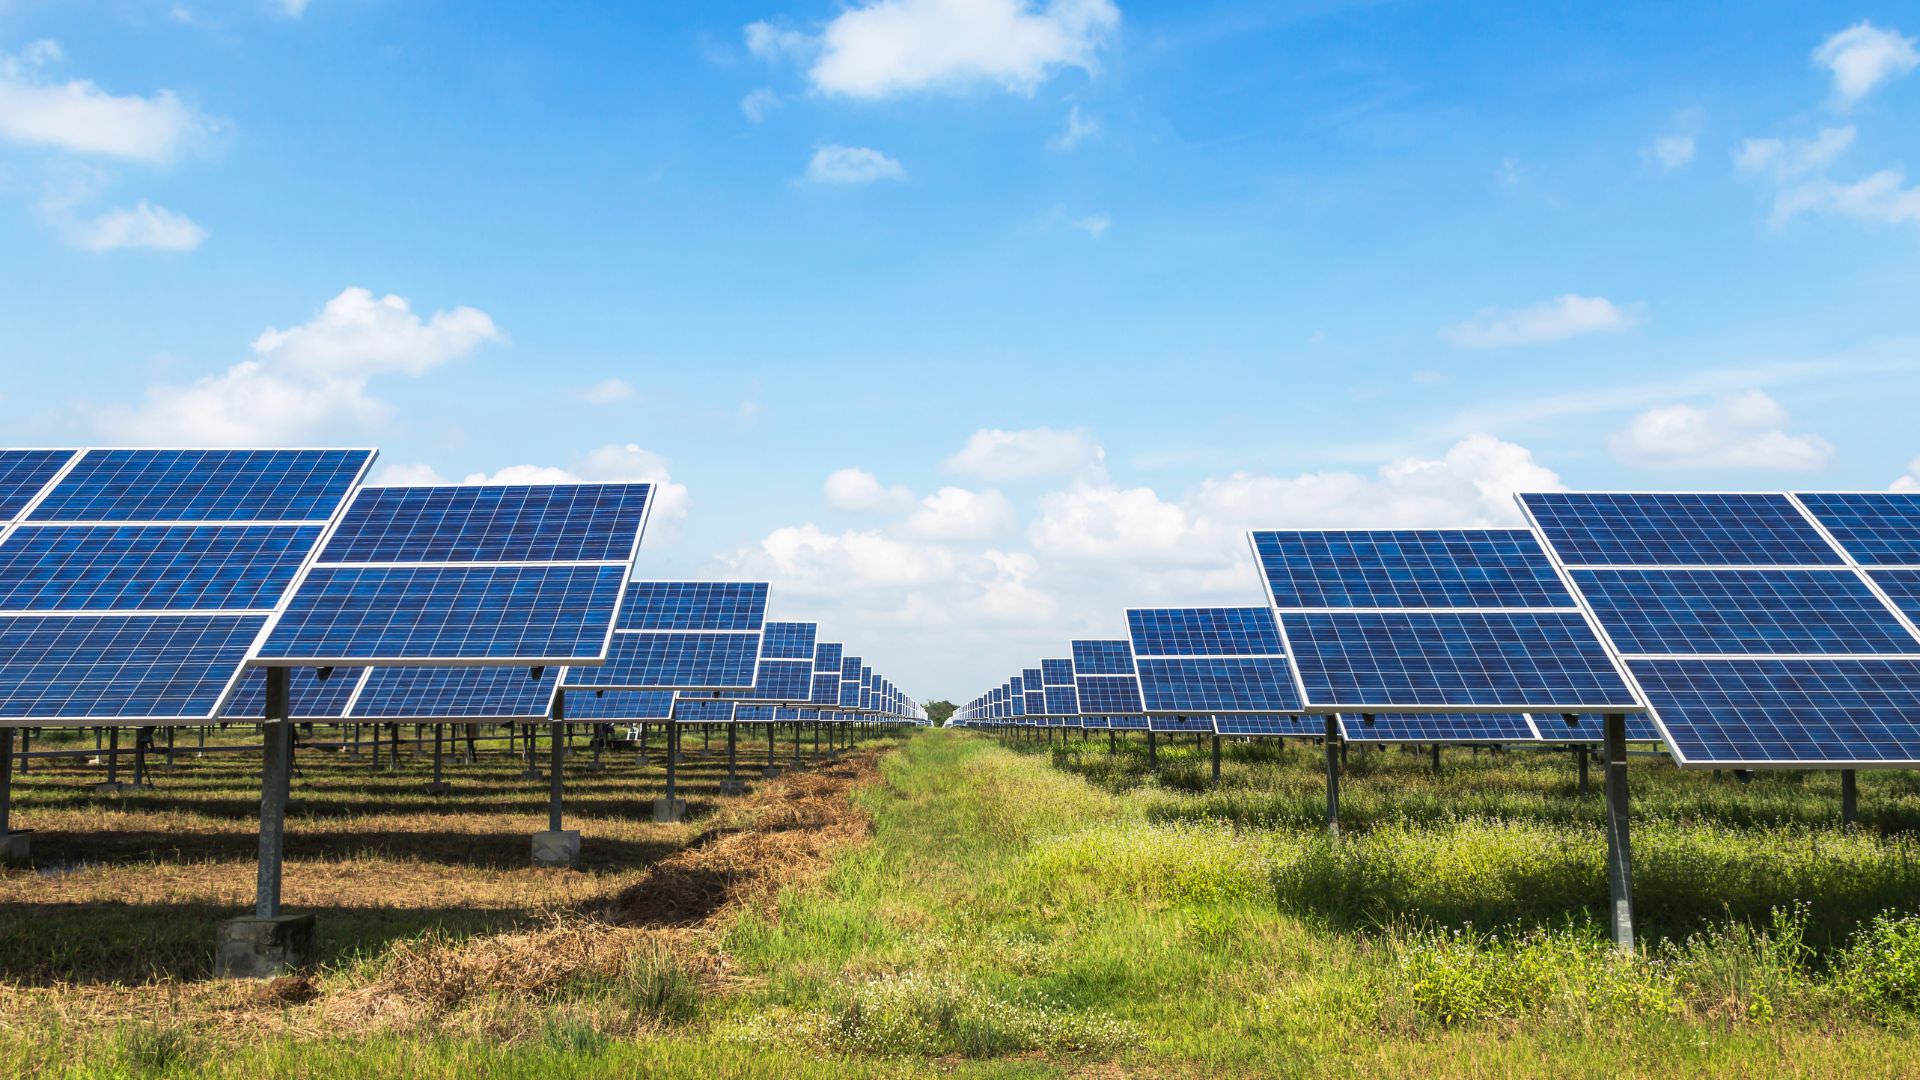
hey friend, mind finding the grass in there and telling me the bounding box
[6,725,1920,1076]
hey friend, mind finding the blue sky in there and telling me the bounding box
[1,1,1917,697]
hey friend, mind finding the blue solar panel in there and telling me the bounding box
[1043,685,1078,716]
[1023,666,1044,686]
[1041,658,1073,686]
[31,449,372,523]
[1521,492,1841,567]
[722,658,814,703]
[221,666,362,720]
[1128,607,1286,656]
[618,581,767,631]
[564,689,673,720]
[567,630,759,689]
[1868,571,1920,625]
[674,698,736,723]
[1572,568,1919,656]
[841,656,862,680]
[815,642,843,673]
[321,484,650,563]
[1213,713,1318,736]
[348,666,555,719]
[1339,713,1538,743]
[1076,674,1143,713]
[0,450,76,521]
[1532,712,1665,742]
[1798,493,1920,566]
[760,622,818,661]
[1282,611,1640,710]
[0,614,266,719]
[1024,690,1045,713]
[1148,714,1213,733]
[1628,658,1920,765]
[810,672,840,705]
[1072,640,1134,675]
[1106,715,1148,731]
[260,564,624,662]
[0,525,321,612]
[1138,657,1301,712]
[1254,530,1572,608]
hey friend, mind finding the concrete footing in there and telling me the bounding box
[531,829,580,868]
[2,831,31,866]
[519,769,544,782]
[760,766,783,779]
[92,781,151,795]
[423,781,452,796]
[719,778,746,795]
[214,914,315,979]
[651,797,688,823]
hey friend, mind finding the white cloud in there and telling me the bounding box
[1609,390,1834,470]
[95,287,502,444]
[1650,134,1695,171]
[740,88,781,123]
[1443,294,1637,348]
[759,0,1120,99]
[371,463,448,485]
[0,41,213,163]
[738,523,958,590]
[460,443,692,523]
[1734,126,1855,178]
[1049,103,1098,150]
[825,467,913,510]
[1813,21,1917,103]
[579,377,636,405]
[1893,458,1920,492]
[944,426,1105,480]
[281,0,312,16]
[1070,212,1110,238]
[65,201,205,251]
[901,486,1014,539]
[804,144,906,184]
[1770,169,1920,229]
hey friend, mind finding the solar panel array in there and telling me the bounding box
[1126,607,1300,714]
[1523,491,1920,767]
[563,581,766,691]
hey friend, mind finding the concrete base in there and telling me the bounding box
[719,777,746,795]
[651,797,687,823]
[760,766,783,779]
[214,914,315,979]
[2,831,31,866]
[531,829,580,869]
[423,781,452,796]
[92,781,152,795]
[519,769,544,781]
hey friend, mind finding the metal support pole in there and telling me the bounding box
[1147,730,1157,769]
[1,728,13,839]
[1325,716,1343,835]
[388,723,400,769]
[813,721,820,757]
[1108,730,1116,753]
[1430,743,1440,775]
[432,724,445,786]
[370,721,380,769]
[525,721,538,779]
[1211,734,1222,788]
[1603,712,1635,952]
[767,722,776,770]
[793,717,802,765]
[548,694,566,833]
[726,722,739,788]
[255,668,292,920]
[16,728,26,775]
[107,727,120,783]
[665,722,679,805]
[1841,769,1858,826]
[1578,744,1590,796]
[165,726,175,769]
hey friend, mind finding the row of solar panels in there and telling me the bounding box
[0,448,926,727]
[957,491,1920,769]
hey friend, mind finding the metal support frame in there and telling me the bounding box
[726,723,739,787]
[255,667,292,920]
[548,694,566,833]
[432,724,446,787]
[1577,744,1590,796]
[665,721,680,806]
[792,718,802,766]
[1324,716,1342,835]
[1430,743,1440,775]
[1147,730,1157,769]
[1841,769,1859,827]
[106,726,120,783]
[1,728,13,838]
[1603,712,1635,952]
[1210,733,1222,788]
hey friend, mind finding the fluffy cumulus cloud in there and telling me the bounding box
[1609,390,1834,470]
[749,0,1119,99]
[1443,295,1637,348]
[825,467,914,510]
[64,201,206,252]
[902,486,1015,539]
[1769,169,1920,229]
[1813,21,1918,103]
[943,426,1104,480]
[805,144,906,184]
[0,41,214,162]
[1894,459,1920,493]
[1650,135,1695,171]
[380,444,692,525]
[1735,126,1856,179]
[1050,103,1099,150]
[579,377,636,404]
[96,287,502,444]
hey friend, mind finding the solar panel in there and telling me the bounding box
[1531,712,1665,743]
[1213,713,1318,736]
[261,483,650,666]
[1254,530,1573,608]
[353,666,558,720]
[1798,493,1920,566]
[1869,571,1920,624]
[31,449,370,523]
[839,655,863,709]
[562,581,765,691]
[1072,639,1134,675]
[760,622,818,661]
[673,698,736,723]
[1077,675,1143,713]
[0,448,375,723]
[564,689,673,721]
[1627,658,1920,766]
[619,581,766,631]
[1522,492,1841,567]
[1106,715,1148,731]
[1338,713,1538,743]
[815,641,843,673]
[1147,714,1212,733]
[221,665,364,721]
[1128,606,1288,655]
[1570,568,1915,655]
[1127,607,1299,714]
[0,450,76,522]
[1041,658,1073,686]
[1044,685,1078,716]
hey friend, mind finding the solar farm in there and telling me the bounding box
[10,461,1920,1076]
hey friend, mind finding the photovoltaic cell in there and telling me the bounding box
[811,672,840,705]
[321,484,650,563]
[1072,640,1134,675]
[1023,667,1044,687]
[1521,492,1841,567]
[1281,611,1640,710]
[1147,714,1212,733]
[1076,674,1143,714]
[1533,712,1665,743]
[1041,658,1073,685]
[673,698,736,723]
[260,564,626,662]
[0,450,75,521]
[0,525,322,612]
[1867,571,1920,625]
[1107,715,1148,731]
[1572,568,1919,656]
[221,666,362,720]
[1137,657,1301,712]
[1128,607,1286,656]
[1024,689,1045,714]
[353,666,557,719]
[1043,685,1078,716]
[760,622,818,661]
[618,581,767,631]
[0,614,266,719]
[31,449,371,523]
[1628,658,1920,765]
[1253,530,1572,608]
[721,658,814,703]
[1338,713,1537,743]
[568,630,760,689]
[563,689,673,721]
[815,642,843,673]
[1798,493,1920,566]
[1213,713,1318,736]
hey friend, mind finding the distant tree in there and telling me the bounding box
[926,700,956,725]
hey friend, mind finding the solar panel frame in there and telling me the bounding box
[1126,607,1301,715]
[560,580,766,691]
[1337,712,1542,744]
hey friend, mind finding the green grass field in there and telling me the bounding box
[6,727,1920,1077]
